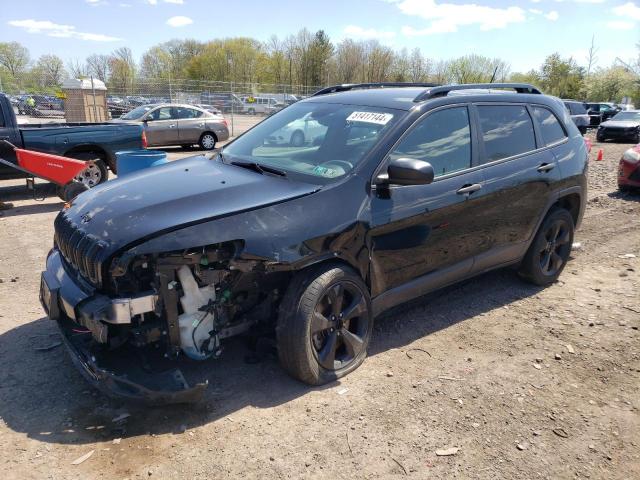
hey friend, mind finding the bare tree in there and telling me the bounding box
[586,35,599,76]
[67,58,88,78]
[86,54,110,82]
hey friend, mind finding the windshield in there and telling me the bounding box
[121,105,154,120]
[222,102,401,183]
[611,111,640,121]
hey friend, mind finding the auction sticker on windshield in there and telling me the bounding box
[346,111,393,125]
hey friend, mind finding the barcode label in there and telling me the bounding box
[346,111,394,125]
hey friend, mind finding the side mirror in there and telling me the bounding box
[142,116,152,122]
[377,158,434,186]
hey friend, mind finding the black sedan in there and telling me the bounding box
[596,110,640,143]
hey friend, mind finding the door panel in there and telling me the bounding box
[369,170,485,294]
[177,108,205,144]
[368,105,488,295]
[144,107,179,146]
[469,104,561,269]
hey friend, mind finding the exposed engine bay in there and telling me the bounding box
[46,241,290,404]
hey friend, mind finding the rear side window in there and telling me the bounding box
[532,107,567,146]
[477,105,536,162]
[0,104,4,127]
[566,102,587,115]
[390,106,471,178]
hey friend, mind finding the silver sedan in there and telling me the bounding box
[112,103,230,150]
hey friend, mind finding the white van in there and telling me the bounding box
[243,97,282,115]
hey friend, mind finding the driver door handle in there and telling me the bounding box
[456,183,482,195]
[537,162,555,173]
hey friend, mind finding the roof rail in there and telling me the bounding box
[413,83,542,102]
[312,82,440,97]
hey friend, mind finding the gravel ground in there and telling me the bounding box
[0,133,638,479]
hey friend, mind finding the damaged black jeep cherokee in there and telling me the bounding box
[40,83,588,404]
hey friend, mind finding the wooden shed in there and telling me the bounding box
[62,78,108,122]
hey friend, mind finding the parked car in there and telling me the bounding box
[596,110,640,143]
[0,93,144,187]
[563,100,590,134]
[266,112,327,146]
[112,103,229,150]
[618,144,640,191]
[41,83,587,403]
[200,92,245,113]
[194,103,222,115]
[585,102,620,126]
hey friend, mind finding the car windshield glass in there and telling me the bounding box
[611,112,640,121]
[121,105,154,120]
[222,102,402,183]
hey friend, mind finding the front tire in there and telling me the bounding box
[518,208,574,286]
[277,264,373,385]
[290,130,305,147]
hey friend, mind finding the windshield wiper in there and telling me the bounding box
[230,160,287,177]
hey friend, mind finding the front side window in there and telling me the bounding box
[532,107,567,145]
[223,102,401,183]
[478,105,536,162]
[149,107,174,121]
[389,106,471,178]
[121,105,153,120]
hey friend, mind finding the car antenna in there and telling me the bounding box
[489,66,499,84]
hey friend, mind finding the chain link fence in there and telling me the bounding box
[6,78,324,138]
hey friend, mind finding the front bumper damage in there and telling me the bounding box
[40,250,207,405]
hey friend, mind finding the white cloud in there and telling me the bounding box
[85,0,109,5]
[613,2,640,19]
[119,2,132,6]
[606,20,636,29]
[529,8,543,14]
[146,0,158,4]
[545,10,559,20]
[8,19,121,41]
[530,0,541,3]
[389,0,526,35]
[166,15,193,27]
[344,25,396,39]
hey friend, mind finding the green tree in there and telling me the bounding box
[0,42,30,82]
[538,53,584,98]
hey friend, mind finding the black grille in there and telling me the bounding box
[54,214,107,286]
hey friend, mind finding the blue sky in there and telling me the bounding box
[0,0,638,72]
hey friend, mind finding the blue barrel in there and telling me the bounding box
[116,150,168,177]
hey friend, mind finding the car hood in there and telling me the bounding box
[61,155,320,254]
[600,120,640,128]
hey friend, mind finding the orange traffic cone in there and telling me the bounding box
[596,149,603,161]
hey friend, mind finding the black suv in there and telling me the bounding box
[40,83,588,403]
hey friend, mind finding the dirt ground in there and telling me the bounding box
[0,134,638,480]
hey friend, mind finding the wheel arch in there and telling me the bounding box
[64,145,113,169]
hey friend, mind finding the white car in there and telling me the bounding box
[266,113,327,147]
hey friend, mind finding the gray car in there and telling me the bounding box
[112,104,229,150]
[563,100,589,134]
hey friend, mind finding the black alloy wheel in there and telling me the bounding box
[519,208,574,286]
[538,218,572,277]
[277,265,373,385]
[310,281,369,370]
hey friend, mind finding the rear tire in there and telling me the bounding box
[199,132,217,150]
[277,264,373,385]
[518,208,574,286]
[65,152,109,187]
